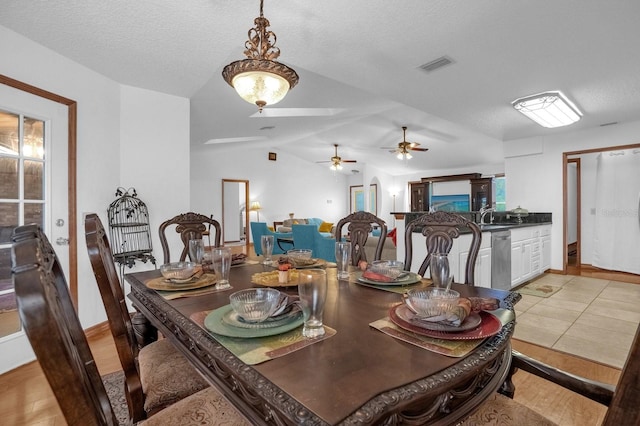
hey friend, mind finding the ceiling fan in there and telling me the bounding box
[316,144,357,170]
[381,126,429,160]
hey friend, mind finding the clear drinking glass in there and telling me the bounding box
[188,239,205,264]
[335,241,351,280]
[211,247,232,290]
[430,253,452,290]
[297,269,328,338]
[261,235,274,265]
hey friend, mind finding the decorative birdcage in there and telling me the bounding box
[107,187,155,269]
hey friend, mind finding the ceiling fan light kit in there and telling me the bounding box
[512,90,582,128]
[382,126,428,160]
[222,0,299,112]
[317,144,356,171]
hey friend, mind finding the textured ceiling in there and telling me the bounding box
[3,1,640,176]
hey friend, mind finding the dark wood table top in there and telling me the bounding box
[126,263,519,425]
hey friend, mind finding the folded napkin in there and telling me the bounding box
[235,294,301,324]
[411,297,500,327]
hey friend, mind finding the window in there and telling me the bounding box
[0,109,45,338]
[494,176,506,212]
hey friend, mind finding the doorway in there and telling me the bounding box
[563,143,640,278]
[221,179,250,253]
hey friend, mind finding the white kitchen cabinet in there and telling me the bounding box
[475,246,492,288]
[511,228,534,287]
[510,225,551,288]
[458,232,491,287]
[540,225,551,271]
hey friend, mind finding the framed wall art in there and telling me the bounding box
[350,185,364,213]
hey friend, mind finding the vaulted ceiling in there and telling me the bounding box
[3,1,639,176]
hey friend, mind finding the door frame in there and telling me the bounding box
[563,142,640,274]
[0,74,78,304]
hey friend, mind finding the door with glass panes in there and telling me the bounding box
[0,83,68,373]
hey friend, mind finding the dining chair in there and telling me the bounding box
[12,224,250,426]
[403,211,481,284]
[334,211,388,265]
[462,323,640,425]
[158,212,221,264]
[85,213,209,420]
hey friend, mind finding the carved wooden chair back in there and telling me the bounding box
[334,211,388,265]
[403,211,481,284]
[12,224,120,425]
[158,212,221,264]
[85,213,146,421]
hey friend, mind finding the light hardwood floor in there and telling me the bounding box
[1,258,634,426]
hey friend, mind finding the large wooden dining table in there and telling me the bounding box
[125,262,520,425]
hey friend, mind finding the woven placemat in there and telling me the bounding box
[191,310,336,365]
[369,317,484,357]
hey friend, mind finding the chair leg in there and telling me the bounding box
[131,310,158,348]
[498,362,518,399]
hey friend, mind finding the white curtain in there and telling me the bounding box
[592,149,640,274]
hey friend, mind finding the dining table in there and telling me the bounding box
[125,260,520,425]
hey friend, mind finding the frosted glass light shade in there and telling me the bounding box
[232,71,290,108]
[512,91,582,128]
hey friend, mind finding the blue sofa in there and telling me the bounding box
[291,224,336,262]
[250,222,292,255]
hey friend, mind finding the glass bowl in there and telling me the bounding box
[287,249,313,259]
[404,288,460,318]
[229,288,282,323]
[286,249,315,267]
[368,260,405,280]
[160,262,197,281]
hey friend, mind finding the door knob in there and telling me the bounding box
[56,237,70,245]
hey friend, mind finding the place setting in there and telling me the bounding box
[191,269,336,365]
[251,250,327,287]
[369,253,504,356]
[146,244,236,299]
[352,260,425,293]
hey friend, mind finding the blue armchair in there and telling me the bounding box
[292,224,336,262]
[250,222,292,255]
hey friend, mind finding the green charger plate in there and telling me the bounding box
[204,304,304,338]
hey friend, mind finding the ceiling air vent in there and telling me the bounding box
[419,56,454,73]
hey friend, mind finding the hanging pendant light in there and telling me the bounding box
[222,0,299,112]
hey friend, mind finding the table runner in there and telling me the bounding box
[191,310,336,365]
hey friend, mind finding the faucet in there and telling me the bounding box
[479,206,495,225]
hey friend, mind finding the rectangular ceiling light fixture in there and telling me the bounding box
[512,91,582,128]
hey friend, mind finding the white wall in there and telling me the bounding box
[190,145,348,242]
[1,25,191,329]
[504,120,640,271]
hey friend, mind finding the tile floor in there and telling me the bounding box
[513,273,640,369]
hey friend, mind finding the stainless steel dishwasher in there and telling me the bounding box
[491,230,511,290]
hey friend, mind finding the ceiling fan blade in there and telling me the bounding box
[316,160,332,163]
[409,147,429,152]
[342,160,357,163]
[380,146,398,150]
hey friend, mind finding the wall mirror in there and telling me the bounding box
[221,179,250,253]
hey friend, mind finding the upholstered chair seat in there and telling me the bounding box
[138,339,210,414]
[140,387,250,425]
[460,393,557,425]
